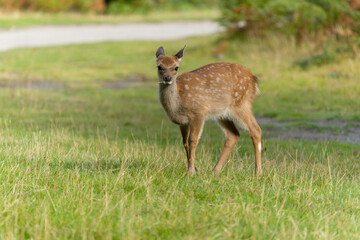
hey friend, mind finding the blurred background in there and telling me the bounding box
[1,1,360,239]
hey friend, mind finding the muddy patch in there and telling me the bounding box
[0,81,64,90]
[102,74,150,89]
[258,117,360,144]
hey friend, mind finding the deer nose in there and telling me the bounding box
[164,75,172,82]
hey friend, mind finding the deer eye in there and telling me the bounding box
[157,66,162,71]
[175,67,179,71]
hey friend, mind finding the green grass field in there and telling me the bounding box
[0,9,220,29]
[0,34,359,239]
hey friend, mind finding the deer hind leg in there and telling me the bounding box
[187,117,205,175]
[213,119,240,173]
[180,125,190,167]
[232,106,262,175]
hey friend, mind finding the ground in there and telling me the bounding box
[0,32,359,239]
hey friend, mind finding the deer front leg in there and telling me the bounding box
[180,125,190,166]
[187,118,204,175]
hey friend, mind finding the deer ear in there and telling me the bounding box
[156,46,165,59]
[174,45,186,61]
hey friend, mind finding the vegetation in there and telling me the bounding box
[1,35,359,120]
[0,1,359,237]
[220,0,360,40]
[0,36,359,239]
[0,9,220,29]
[0,0,220,13]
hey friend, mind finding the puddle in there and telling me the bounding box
[102,74,149,89]
[258,117,360,144]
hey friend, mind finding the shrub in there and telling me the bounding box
[220,0,360,40]
[0,0,105,12]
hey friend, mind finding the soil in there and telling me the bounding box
[258,117,360,144]
[101,74,149,89]
[0,81,64,90]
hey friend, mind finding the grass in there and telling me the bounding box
[1,35,359,120]
[0,34,359,239]
[0,9,220,29]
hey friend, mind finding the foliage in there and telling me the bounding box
[0,0,219,13]
[220,0,360,40]
[106,0,220,14]
[0,0,105,12]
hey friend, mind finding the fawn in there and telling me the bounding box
[156,46,262,175]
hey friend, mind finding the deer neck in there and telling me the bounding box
[159,80,181,122]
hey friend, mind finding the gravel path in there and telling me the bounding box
[0,21,222,52]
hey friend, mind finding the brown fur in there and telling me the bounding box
[156,47,262,175]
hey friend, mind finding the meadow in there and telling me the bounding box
[0,33,359,239]
[0,9,219,29]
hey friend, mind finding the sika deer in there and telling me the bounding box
[156,46,262,175]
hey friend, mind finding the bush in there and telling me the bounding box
[105,0,219,14]
[106,0,151,14]
[0,0,218,13]
[0,0,105,12]
[220,0,360,40]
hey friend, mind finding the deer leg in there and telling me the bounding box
[187,118,204,175]
[180,125,190,166]
[232,108,262,175]
[244,115,262,175]
[213,119,240,173]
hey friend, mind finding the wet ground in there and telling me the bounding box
[258,117,360,144]
[1,78,359,144]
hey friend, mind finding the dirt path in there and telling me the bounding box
[258,117,360,144]
[0,21,221,52]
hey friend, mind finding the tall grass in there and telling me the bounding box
[0,87,359,239]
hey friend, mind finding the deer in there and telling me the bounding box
[156,46,262,175]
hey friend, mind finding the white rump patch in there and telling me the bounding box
[255,85,261,96]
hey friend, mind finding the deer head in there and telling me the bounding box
[156,46,186,85]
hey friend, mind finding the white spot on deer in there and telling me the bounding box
[239,70,242,74]
[204,74,207,77]
[235,92,238,97]
[209,74,213,77]
[246,90,249,95]
[195,77,200,80]
[185,84,189,90]
[216,77,220,82]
